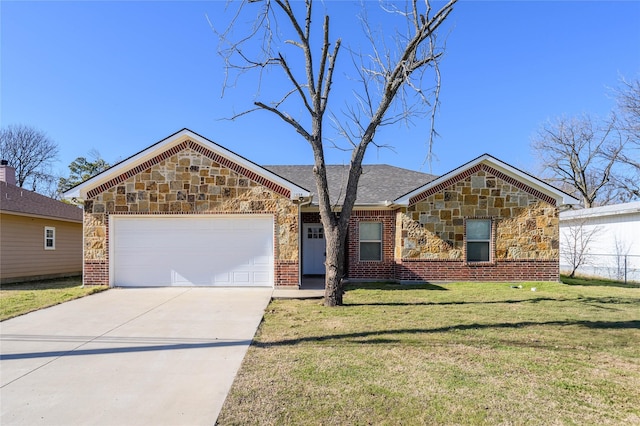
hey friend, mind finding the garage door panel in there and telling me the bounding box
[253,271,270,284]
[112,216,274,287]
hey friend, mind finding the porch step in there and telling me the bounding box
[272,288,325,300]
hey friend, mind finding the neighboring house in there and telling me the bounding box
[63,129,578,288]
[560,201,640,282]
[0,161,83,284]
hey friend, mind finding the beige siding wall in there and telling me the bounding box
[0,213,82,282]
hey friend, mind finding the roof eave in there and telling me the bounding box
[62,129,310,201]
[0,209,83,223]
[394,154,581,207]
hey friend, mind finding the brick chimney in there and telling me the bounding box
[0,160,17,185]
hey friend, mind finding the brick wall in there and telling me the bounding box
[396,259,559,282]
[301,212,321,224]
[347,210,396,280]
[84,260,109,285]
[275,260,299,287]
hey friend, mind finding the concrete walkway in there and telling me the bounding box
[272,276,325,299]
[0,288,272,426]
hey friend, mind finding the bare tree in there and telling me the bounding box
[531,115,625,208]
[612,77,640,200]
[213,0,457,306]
[561,218,602,278]
[0,124,59,193]
[615,77,640,141]
[611,235,631,282]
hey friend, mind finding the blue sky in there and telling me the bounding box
[1,0,639,180]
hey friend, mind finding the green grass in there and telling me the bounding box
[0,277,107,321]
[217,281,640,425]
[561,274,639,288]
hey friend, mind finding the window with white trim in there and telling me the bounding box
[359,222,382,261]
[466,219,491,262]
[44,226,56,250]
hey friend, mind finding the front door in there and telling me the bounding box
[303,224,326,275]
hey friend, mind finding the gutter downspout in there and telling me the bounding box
[80,201,85,288]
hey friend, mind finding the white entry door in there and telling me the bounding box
[303,224,326,275]
[111,215,273,287]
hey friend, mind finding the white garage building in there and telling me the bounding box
[560,201,640,283]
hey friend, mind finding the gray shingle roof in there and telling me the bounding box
[265,164,436,205]
[0,182,82,222]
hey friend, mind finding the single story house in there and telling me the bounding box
[560,201,640,282]
[1,161,83,284]
[63,129,578,288]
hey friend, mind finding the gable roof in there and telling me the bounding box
[265,165,436,205]
[394,153,580,207]
[1,182,82,222]
[63,129,310,201]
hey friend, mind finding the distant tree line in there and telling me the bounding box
[0,124,110,199]
[531,77,640,208]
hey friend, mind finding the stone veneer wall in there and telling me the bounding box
[82,147,299,286]
[399,169,559,261]
[395,169,560,282]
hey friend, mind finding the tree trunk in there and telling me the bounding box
[323,223,346,306]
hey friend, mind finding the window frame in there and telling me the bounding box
[465,218,492,264]
[359,221,383,262]
[44,226,56,250]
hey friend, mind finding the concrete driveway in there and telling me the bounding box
[0,287,273,425]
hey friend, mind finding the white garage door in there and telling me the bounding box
[111,215,274,287]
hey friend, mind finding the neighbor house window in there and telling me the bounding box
[466,219,491,262]
[44,226,56,250]
[359,222,382,261]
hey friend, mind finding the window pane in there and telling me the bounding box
[46,229,54,238]
[360,222,382,241]
[467,242,489,262]
[467,220,490,240]
[360,242,381,261]
[46,239,54,248]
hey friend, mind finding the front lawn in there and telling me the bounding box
[217,281,640,425]
[0,277,107,321]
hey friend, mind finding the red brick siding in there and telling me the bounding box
[395,259,559,282]
[275,260,299,287]
[84,260,109,285]
[348,210,396,280]
[301,212,321,224]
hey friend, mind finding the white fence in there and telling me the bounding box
[560,253,640,284]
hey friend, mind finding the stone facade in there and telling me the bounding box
[398,169,559,262]
[79,135,563,286]
[82,146,299,286]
